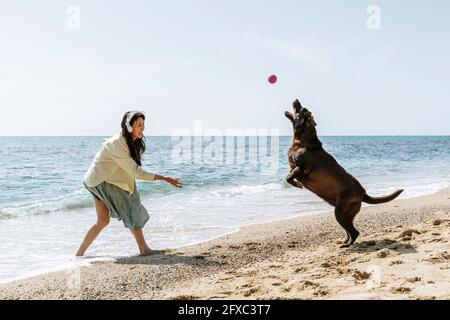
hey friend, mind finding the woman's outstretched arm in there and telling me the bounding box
[109,139,182,188]
[153,174,183,188]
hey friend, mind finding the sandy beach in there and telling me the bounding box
[1,189,449,300]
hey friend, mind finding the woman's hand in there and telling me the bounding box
[164,176,183,188]
[154,174,183,188]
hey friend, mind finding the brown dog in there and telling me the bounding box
[285,99,403,247]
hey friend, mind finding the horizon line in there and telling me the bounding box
[1,134,449,137]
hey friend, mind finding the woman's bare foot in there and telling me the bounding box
[139,247,164,256]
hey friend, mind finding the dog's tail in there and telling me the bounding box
[363,189,403,204]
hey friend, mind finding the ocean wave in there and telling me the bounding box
[210,182,286,198]
[0,189,92,220]
[1,178,449,221]
[381,180,450,199]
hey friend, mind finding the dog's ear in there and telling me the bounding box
[284,111,294,122]
[293,99,302,113]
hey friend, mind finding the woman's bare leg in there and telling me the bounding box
[130,228,153,255]
[75,200,110,256]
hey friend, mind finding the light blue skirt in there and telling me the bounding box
[83,181,149,230]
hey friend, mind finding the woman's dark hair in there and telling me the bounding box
[121,111,146,166]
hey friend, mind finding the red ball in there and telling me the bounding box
[268,74,277,84]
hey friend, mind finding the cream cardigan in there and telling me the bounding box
[83,133,155,195]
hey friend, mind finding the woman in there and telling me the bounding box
[76,111,182,256]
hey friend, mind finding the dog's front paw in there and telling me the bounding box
[293,179,304,189]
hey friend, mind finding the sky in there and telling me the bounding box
[0,0,449,136]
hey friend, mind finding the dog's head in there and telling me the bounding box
[284,99,316,134]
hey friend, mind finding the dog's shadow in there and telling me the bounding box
[113,251,221,267]
[346,238,417,254]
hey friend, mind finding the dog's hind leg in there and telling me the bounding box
[345,202,362,246]
[335,213,359,248]
[334,194,361,248]
[342,231,350,246]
